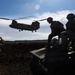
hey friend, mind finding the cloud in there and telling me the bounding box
[23,3,40,12]
[0,10,75,40]
[0,20,11,26]
[0,32,13,40]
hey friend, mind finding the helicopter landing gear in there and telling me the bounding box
[31,30,37,32]
[19,29,23,32]
[35,30,37,32]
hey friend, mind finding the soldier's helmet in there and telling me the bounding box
[67,13,75,20]
[47,17,53,23]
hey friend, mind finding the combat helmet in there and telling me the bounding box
[47,17,53,23]
[67,13,75,20]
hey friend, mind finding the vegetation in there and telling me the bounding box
[0,40,47,75]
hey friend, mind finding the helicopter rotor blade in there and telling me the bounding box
[37,18,47,21]
[0,17,12,20]
[14,16,34,20]
[0,16,48,22]
[0,15,34,20]
[33,18,47,22]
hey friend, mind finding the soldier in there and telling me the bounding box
[60,13,75,49]
[46,17,65,49]
[0,37,5,45]
[0,37,5,52]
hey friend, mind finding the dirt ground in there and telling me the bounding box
[0,61,32,75]
[0,40,47,75]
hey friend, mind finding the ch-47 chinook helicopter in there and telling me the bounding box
[9,20,40,32]
[0,16,46,32]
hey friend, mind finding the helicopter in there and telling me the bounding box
[9,20,40,32]
[0,17,47,32]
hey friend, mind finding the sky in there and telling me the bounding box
[0,0,75,41]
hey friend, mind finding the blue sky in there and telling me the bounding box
[0,0,75,41]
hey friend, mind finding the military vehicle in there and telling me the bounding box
[9,20,40,32]
[0,17,47,32]
[30,38,75,75]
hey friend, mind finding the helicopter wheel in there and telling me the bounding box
[19,30,21,32]
[35,30,37,32]
[19,29,23,32]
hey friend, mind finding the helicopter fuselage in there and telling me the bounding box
[9,20,40,32]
